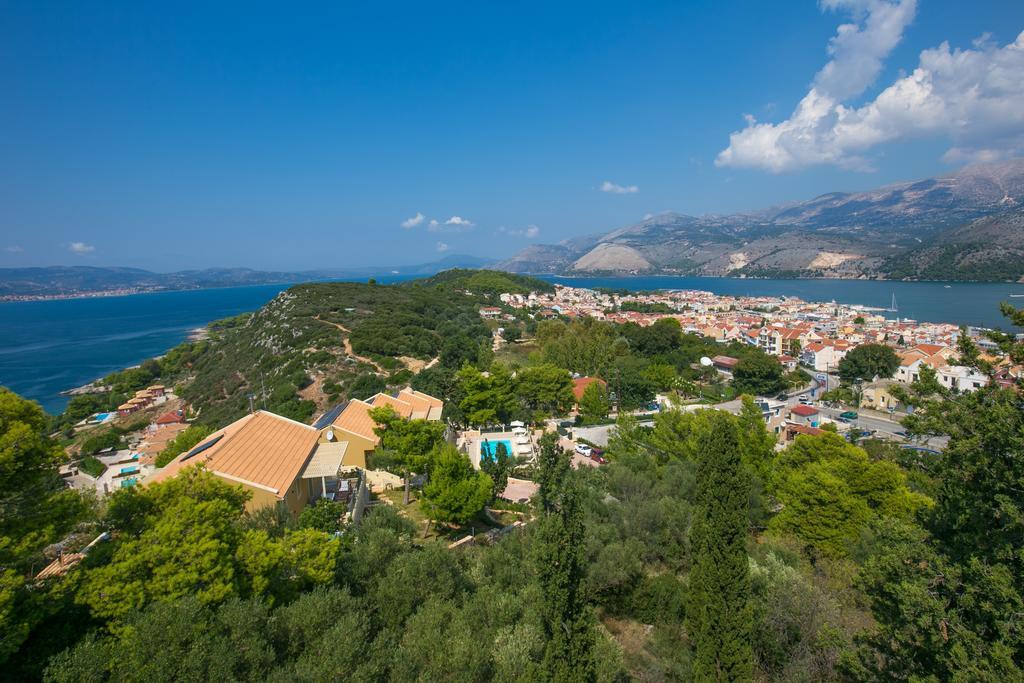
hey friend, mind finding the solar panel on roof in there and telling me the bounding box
[312,402,347,430]
[181,434,224,462]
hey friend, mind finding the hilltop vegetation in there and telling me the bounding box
[413,268,555,296]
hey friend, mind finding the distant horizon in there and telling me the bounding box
[5,154,1024,273]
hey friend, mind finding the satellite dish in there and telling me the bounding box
[700,356,713,367]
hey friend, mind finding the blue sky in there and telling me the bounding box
[2,1,1023,271]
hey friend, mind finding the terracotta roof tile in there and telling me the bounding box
[149,411,320,497]
[332,400,381,443]
[370,393,414,418]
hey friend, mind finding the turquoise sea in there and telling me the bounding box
[1,275,1022,415]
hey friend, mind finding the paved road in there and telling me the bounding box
[814,404,948,451]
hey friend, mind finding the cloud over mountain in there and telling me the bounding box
[717,0,1024,172]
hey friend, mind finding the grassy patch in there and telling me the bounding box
[376,489,504,544]
[78,456,106,478]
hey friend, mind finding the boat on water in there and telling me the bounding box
[1010,293,1024,298]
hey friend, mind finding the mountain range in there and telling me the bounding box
[495,159,1024,281]
[0,254,493,298]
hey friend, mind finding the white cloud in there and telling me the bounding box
[5,245,24,253]
[435,241,450,252]
[427,215,475,232]
[69,242,95,254]
[499,224,540,238]
[600,180,639,194]
[401,212,425,229]
[717,3,1024,172]
[814,0,918,100]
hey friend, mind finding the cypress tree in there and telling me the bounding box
[535,480,595,682]
[686,411,753,681]
[533,431,594,682]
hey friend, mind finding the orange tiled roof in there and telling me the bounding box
[400,387,443,408]
[332,400,381,443]
[149,411,320,496]
[572,376,607,401]
[400,388,444,420]
[914,343,948,356]
[898,351,925,367]
[370,393,414,418]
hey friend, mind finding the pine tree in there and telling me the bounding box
[686,411,753,681]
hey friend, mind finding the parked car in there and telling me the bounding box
[775,393,789,401]
[799,396,814,405]
[574,443,593,457]
[589,452,608,465]
[840,411,859,420]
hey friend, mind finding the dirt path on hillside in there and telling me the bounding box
[314,317,439,375]
[314,317,386,373]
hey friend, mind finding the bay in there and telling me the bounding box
[1,274,1022,415]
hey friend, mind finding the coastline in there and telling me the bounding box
[537,272,1024,285]
[3,270,1024,303]
[0,280,302,304]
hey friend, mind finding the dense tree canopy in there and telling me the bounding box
[422,446,492,527]
[732,354,787,396]
[0,388,93,664]
[837,343,900,383]
[770,432,931,556]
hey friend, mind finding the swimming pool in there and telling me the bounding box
[480,439,513,462]
[94,412,114,422]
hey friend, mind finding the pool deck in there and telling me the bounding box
[464,429,540,469]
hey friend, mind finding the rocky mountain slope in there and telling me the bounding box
[496,159,1024,281]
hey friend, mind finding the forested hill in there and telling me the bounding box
[411,268,555,295]
[175,278,502,427]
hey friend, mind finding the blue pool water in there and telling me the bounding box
[480,439,513,462]
[94,412,113,422]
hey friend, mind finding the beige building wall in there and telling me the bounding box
[236,477,311,518]
[321,429,375,469]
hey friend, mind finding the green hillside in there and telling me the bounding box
[179,279,494,426]
[412,268,555,295]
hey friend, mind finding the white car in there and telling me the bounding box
[574,443,593,457]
